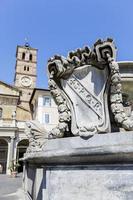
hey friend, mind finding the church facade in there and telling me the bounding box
[0,43,37,174]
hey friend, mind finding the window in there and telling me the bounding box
[43,97,51,106]
[0,108,3,119]
[43,114,50,124]
[22,52,25,60]
[24,66,29,71]
[29,54,32,61]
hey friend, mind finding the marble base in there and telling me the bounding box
[23,132,133,200]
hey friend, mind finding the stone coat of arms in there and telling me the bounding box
[47,39,133,138]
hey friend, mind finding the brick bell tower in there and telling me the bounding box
[14,42,37,111]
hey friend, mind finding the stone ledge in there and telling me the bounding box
[24,131,133,164]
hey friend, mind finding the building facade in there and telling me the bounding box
[0,43,59,174]
[30,88,59,131]
[0,43,38,174]
[0,81,20,173]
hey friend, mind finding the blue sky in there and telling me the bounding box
[0,0,133,88]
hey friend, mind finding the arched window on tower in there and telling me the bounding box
[0,108,3,119]
[29,54,32,61]
[22,52,25,60]
[27,66,29,71]
[24,66,26,71]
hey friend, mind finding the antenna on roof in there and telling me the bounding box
[24,37,30,47]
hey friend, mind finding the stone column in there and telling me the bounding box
[12,111,16,127]
[10,136,15,160]
[6,136,15,174]
[0,119,3,126]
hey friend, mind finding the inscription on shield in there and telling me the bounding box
[67,75,103,118]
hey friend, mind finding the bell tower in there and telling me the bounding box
[14,42,37,110]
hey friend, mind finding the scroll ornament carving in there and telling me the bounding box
[25,121,48,152]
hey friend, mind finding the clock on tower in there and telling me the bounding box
[20,76,32,87]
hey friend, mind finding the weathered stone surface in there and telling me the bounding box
[24,165,133,200]
[47,165,133,200]
[24,131,133,164]
[23,132,133,200]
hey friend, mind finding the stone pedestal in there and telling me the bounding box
[23,132,133,200]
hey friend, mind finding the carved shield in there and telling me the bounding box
[60,64,110,136]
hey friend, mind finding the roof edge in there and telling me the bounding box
[30,88,50,104]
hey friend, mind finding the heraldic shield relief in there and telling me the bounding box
[47,38,133,138]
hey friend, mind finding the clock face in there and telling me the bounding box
[21,76,32,87]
